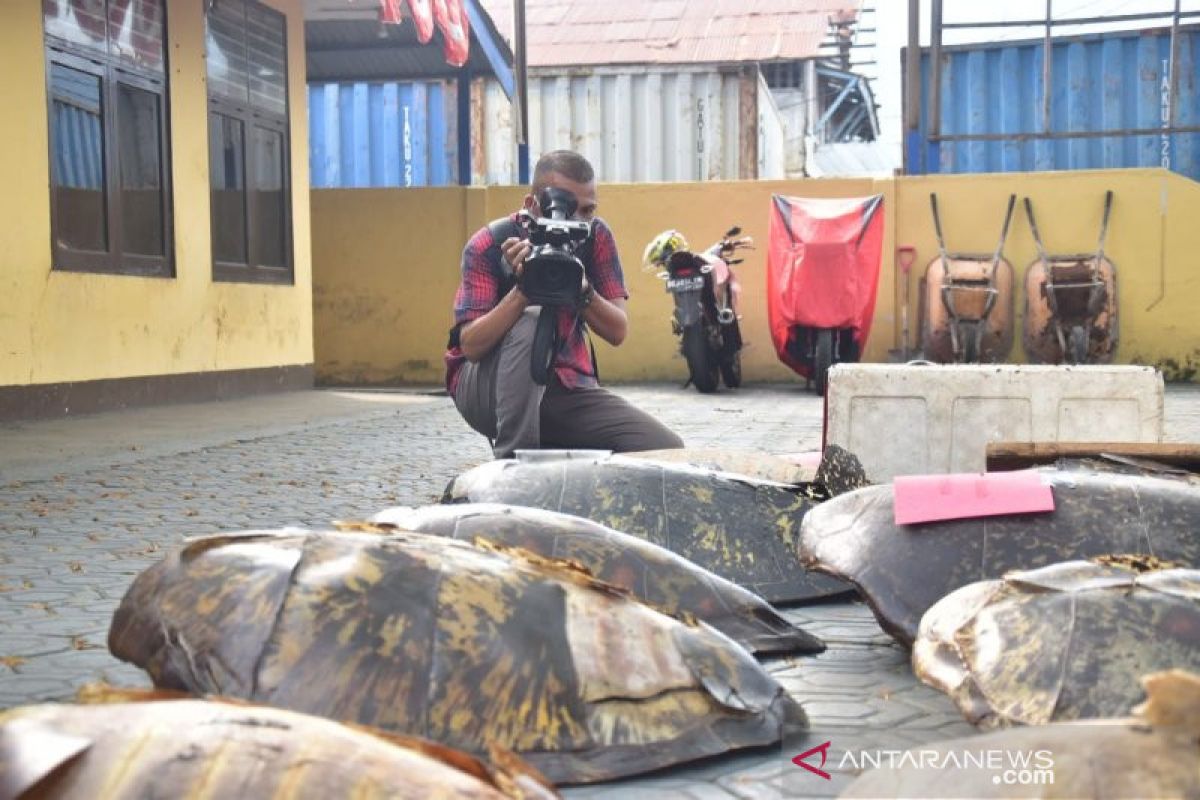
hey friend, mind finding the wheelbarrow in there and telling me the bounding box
[920,193,1017,363]
[1022,191,1118,365]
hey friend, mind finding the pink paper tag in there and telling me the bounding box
[893,470,1055,526]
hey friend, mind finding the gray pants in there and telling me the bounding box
[454,308,684,459]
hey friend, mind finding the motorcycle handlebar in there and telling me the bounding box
[715,236,754,257]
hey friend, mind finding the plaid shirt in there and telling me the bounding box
[445,214,627,395]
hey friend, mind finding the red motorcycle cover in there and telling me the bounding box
[766,194,885,376]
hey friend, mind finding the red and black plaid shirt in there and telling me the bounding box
[445,214,627,395]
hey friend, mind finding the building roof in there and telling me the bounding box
[479,0,860,68]
[304,0,513,83]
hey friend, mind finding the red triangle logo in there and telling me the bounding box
[792,740,832,780]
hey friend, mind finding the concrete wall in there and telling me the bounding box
[312,168,1200,385]
[0,0,313,388]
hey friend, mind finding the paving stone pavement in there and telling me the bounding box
[2,382,1199,799]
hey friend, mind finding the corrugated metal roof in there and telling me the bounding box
[306,19,484,81]
[479,0,860,67]
[304,0,512,82]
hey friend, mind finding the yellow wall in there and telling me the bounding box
[313,168,1200,385]
[892,169,1200,379]
[0,0,312,388]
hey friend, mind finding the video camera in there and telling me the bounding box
[518,186,593,307]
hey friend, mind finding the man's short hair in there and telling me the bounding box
[532,150,594,195]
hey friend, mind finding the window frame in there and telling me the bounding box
[43,5,174,279]
[206,0,294,286]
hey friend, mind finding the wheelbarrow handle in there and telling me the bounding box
[1023,197,1049,263]
[989,194,1017,277]
[1096,190,1114,262]
[929,193,949,261]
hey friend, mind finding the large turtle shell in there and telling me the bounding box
[625,448,820,485]
[798,463,1200,645]
[590,445,867,495]
[367,504,824,656]
[444,453,852,603]
[0,689,556,800]
[108,530,805,784]
[914,560,1200,727]
[842,670,1200,799]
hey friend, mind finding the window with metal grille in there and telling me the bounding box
[44,0,173,277]
[206,0,292,284]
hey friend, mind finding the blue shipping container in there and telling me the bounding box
[308,81,458,188]
[911,25,1200,182]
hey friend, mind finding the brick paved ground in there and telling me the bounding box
[2,382,1198,799]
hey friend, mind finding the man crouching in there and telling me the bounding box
[444,150,683,458]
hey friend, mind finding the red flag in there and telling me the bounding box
[432,0,470,67]
[406,0,434,43]
[379,0,403,24]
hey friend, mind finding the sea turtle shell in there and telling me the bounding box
[798,463,1200,645]
[841,670,1200,799]
[587,445,867,495]
[108,530,805,784]
[914,560,1200,727]
[365,503,824,656]
[444,453,853,603]
[624,448,821,485]
[0,688,556,800]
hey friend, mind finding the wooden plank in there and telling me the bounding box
[986,441,1200,472]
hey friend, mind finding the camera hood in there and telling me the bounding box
[538,186,578,219]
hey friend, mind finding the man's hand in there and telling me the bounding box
[578,284,627,347]
[500,237,531,276]
[459,241,531,363]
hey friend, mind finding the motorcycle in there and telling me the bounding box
[643,227,753,393]
[766,194,885,395]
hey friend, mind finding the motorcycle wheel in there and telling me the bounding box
[683,326,719,393]
[1068,326,1088,364]
[720,350,742,389]
[813,328,833,395]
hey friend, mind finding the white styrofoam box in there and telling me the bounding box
[825,364,1164,482]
